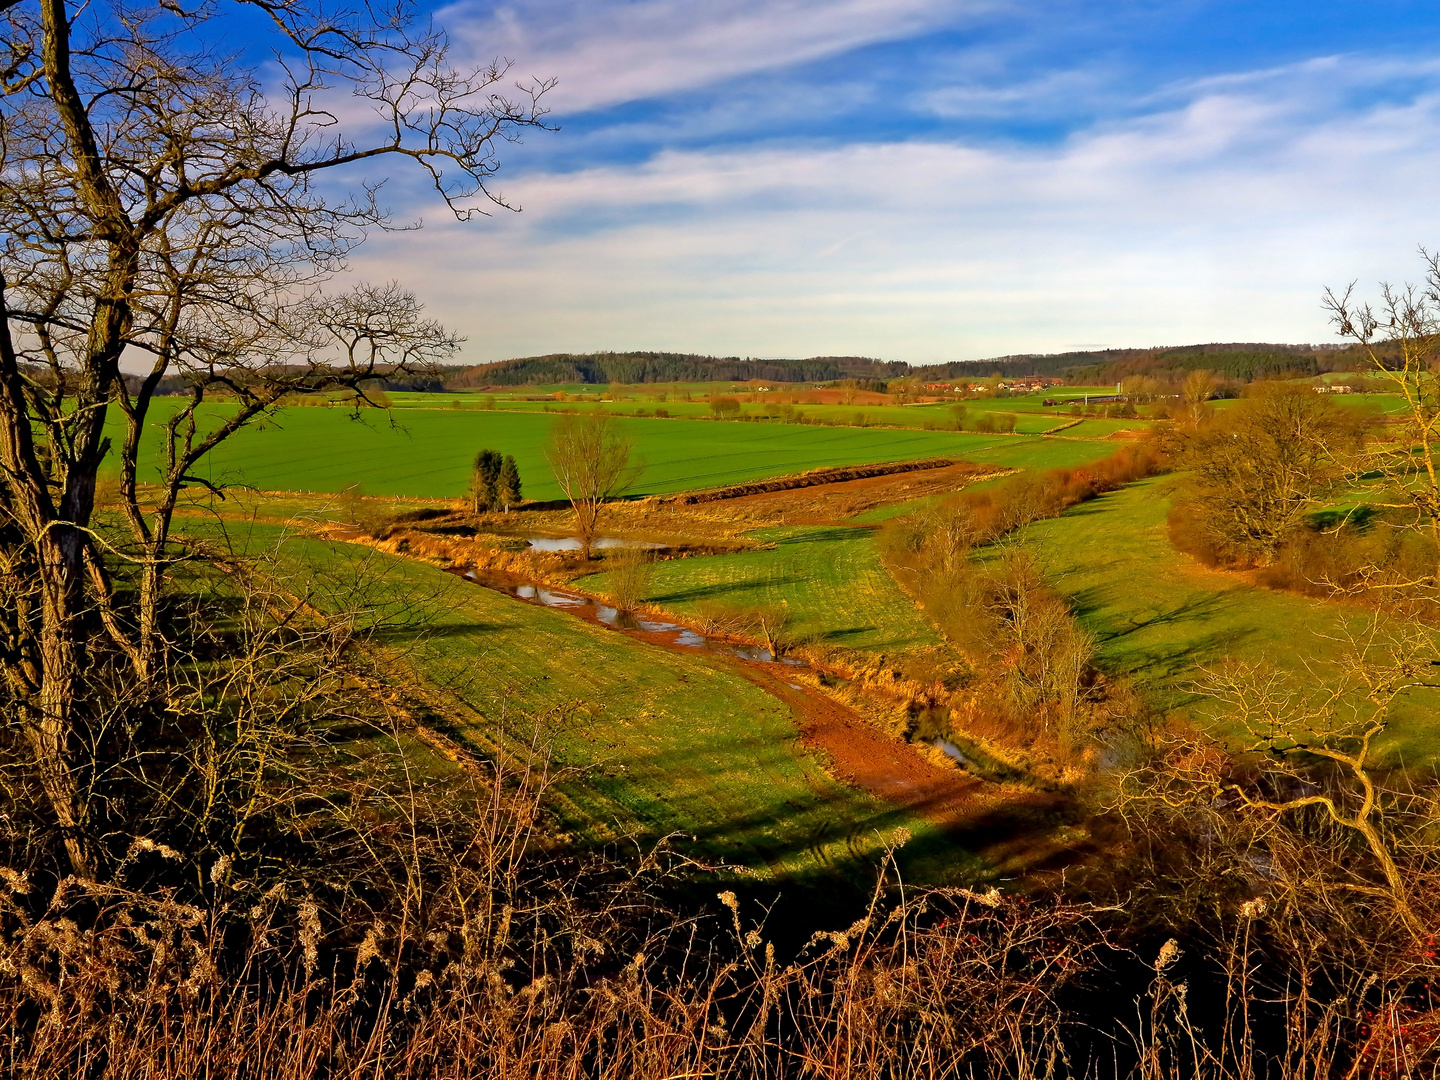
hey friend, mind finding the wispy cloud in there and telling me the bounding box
[358,50,1440,362]
[441,0,996,112]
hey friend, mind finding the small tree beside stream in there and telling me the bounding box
[546,411,641,558]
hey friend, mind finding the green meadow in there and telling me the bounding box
[148,378,1440,892]
[109,398,1130,501]
[390,386,1149,434]
[438,397,1098,435]
[189,520,967,883]
[1012,477,1440,764]
[582,525,939,653]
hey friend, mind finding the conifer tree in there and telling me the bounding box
[472,449,503,512]
[498,455,523,512]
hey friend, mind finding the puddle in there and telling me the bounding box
[524,536,669,553]
[931,739,974,768]
[461,568,806,668]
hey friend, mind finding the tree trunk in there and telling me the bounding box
[30,531,92,877]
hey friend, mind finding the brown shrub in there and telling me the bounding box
[885,444,1166,561]
[1167,383,1371,567]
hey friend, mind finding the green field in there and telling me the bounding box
[582,525,939,653]
[198,521,968,883]
[388,387,1148,434]
[438,397,1091,434]
[1011,478,1440,763]
[109,399,1131,501]
[399,384,1124,407]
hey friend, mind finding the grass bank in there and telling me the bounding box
[582,525,940,653]
[1012,477,1440,764]
[179,518,977,884]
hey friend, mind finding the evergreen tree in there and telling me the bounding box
[498,455,523,511]
[472,449,503,512]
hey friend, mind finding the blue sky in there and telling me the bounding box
[337,1,1440,363]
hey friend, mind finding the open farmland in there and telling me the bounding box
[107,396,1133,500]
[16,0,1440,1064]
[387,385,1151,435]
[432,397,1084,435]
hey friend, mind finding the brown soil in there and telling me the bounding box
[715,461,1011,525]
[445,565,1052,836]
[729,661,1077,880]
[669,458,959,504]
[729,662,987,826]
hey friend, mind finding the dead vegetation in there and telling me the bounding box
[876,446,1168,782]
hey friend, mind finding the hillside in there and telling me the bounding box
[442,343,1370,390]
[445,351,910,387]
[914,342,1366,383]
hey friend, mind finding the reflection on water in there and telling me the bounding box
[462,569,802,667]
[525,536,668,553]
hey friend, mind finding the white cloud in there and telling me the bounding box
[916,68,1112,119]
[440,0,994,112]
[353,54,1440,363]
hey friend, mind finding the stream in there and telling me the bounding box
[522,536,669,553]
[455,566,982,774]
[458,567,802,666]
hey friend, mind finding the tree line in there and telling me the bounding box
[446,352,909,388]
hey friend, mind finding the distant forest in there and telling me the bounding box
[444,352,910,388]
[131,344,1376,396]
[440,343,1371,389]
[920,343,1367,383]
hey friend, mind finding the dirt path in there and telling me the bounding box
[193,492,1061,841]
[723,659,1074,880]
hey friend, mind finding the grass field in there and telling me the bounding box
[404,384,1124,408]
[434,397,1095,434]
[388,388,1149,434]
[184,519,970,884]
[1011,477,1440,764]
[581,525,939,653]
[108,399,1132,501]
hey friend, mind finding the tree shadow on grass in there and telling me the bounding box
[766,525,866,546]
[371,620,508,646]
[1065,585,1258,687]
[814,625,880,644]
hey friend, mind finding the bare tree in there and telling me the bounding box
[545,411,640,558]
[1325,253,1440,592]
[1180,369,1220,424]
[750,602,793,659]
[601,546,653,614]
[0,0,550,875]
[1173,382,1367,566]
[1126,616,1440,943]
[985,547,1093,738]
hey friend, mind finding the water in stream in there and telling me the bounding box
[461,570,975,769]
[461,569,800,666]
[523,536,668,553]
